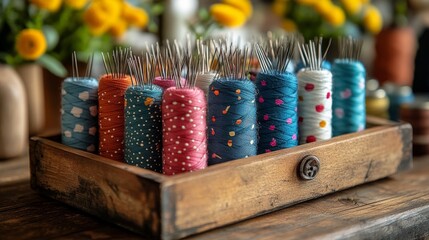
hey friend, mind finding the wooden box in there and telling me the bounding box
[30,117,412,239]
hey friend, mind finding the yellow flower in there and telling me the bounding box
[65,0,88,9]
[324,5,345,26]
[272,0,288,17]
[221,0,253,19]
[122,2,149,28]
[109,19,128,37]
[30,0,62,12]
[83,0,122,36]
[313,0,333,16]
[281,19,296,32]
[363,5,382,34]
[341,0,362,15]
[16,29,47,60]
[210,3,247,28]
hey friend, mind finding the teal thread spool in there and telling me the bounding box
[61,78,99,152]
[124,54,163,172]
[61,53,98,152]
[332,37,366,136]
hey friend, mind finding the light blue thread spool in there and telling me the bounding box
[61,77,99,152]
[332,60,366,136]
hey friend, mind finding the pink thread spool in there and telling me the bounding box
[162,87,208,175]
[153,77,186,90]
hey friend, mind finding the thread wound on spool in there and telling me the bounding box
[256,72,298,153]
[153,76,186,90]
[61,77,99,152]
[124,85,163,172]
[208,79,258,164]
[162,87,208,175]
[298,70,333,144]
[332,60,366,136]
[98,74,132,161]
[195,73,216,97]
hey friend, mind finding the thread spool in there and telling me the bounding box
[208,79,258,163]
[162,48,208,175]
[331,37,366,136]
[61,53,98,153]
[254,38,298,153]
[385,84,414,121]
[153,76,186,90]
[297,38,333,144]
[332,60,366,136]
[99,48,132,161]
[124,54,163,172]
[195,72,216,97]
[61,78,99,152]
[366,88,389,119]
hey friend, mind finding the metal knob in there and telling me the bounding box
[299,155,320,180]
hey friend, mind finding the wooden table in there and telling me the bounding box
[1,154,429,240]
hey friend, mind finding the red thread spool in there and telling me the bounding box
[98,74,132,161]
[162,87,208,175]
[153,76,186,90]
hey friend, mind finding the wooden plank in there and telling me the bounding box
[30,138,164,238]
[187,159,429,240]
[161,122,412,239]
[0,153,30,186]
[0,181,141,240]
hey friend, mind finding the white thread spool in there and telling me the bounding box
[297,69,332,144]
[195,72,216,97]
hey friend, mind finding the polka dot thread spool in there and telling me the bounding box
[332,38,366,136]
[195,73,216,97]
[153,76,186,90]
[99,48,132,161]
[162,52,208,175]
[208,45,257,164]
[124,54,163,172]
[254,38,298,153]
[208,79,258,163]
[153,41,186,90]
[297,38,333,144]
[61,53,98,152]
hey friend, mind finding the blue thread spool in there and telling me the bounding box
[256,72,298,153]
[208,79,258,165]
[332,60,366,136]
[61,77,99,152]
[124,85,163,172]
[385,84,414,121]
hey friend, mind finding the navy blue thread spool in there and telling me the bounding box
[332,38,366,136]
[254,39,298,153]
[208,79,258,164]
[124,54,163,172]
[61,52,99,152]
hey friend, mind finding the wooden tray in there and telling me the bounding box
[30,117,412,240]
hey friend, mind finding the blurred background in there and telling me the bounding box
[1,0,429,159]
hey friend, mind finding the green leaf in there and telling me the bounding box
[37,54,67,77]
[42,25,59,51]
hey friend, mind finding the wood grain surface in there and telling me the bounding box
[1,158,429,239]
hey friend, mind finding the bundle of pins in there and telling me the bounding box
[297,38,333,144]
[101,48,131,79]
[208,41,258,164]
[254,35,299,153]
[153,40,185,89]
[61,52,99,153]
[332,36,366,136]
[124,51,163,172]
